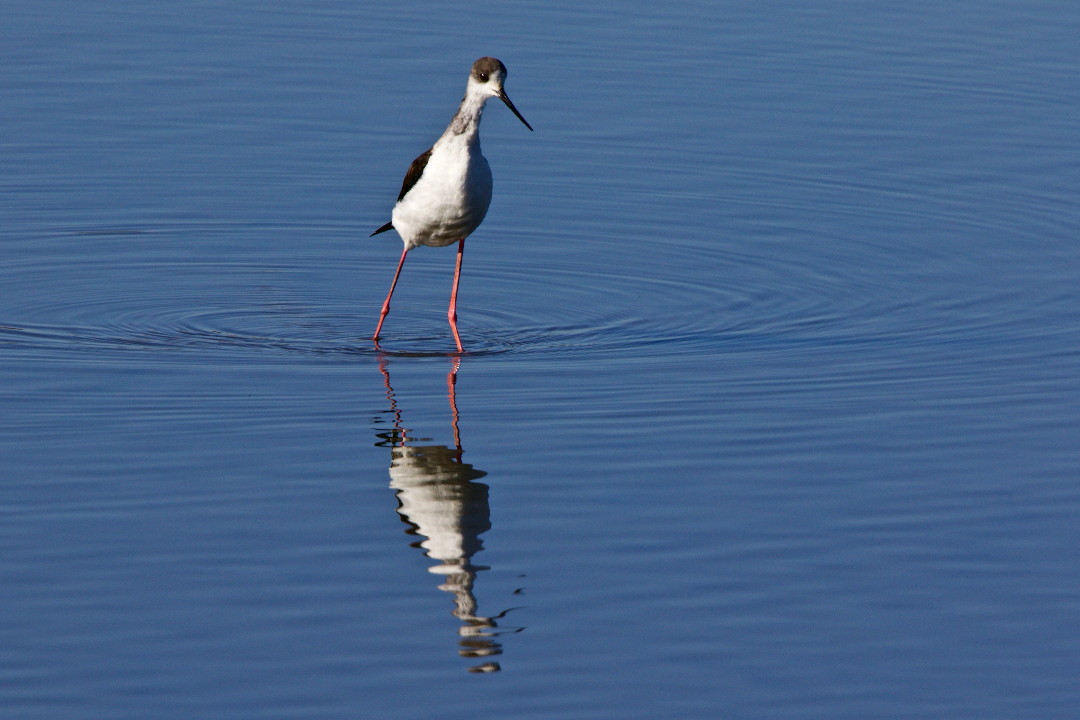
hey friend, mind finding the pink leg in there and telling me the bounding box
[448,237,465,352]
[373,246,408,342]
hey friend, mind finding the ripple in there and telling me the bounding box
[2,217,1071,367]
[0,222,737,362]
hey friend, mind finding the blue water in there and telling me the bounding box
[4,1,1079,718]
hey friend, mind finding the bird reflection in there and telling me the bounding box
[375,355,522,673]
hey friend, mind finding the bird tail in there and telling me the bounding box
[371,222,394,237]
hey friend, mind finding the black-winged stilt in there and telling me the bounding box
[371,57,533,352]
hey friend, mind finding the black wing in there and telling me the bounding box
[396,147,432,202]
[371,147,433,236]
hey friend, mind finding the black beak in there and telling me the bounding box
[498,90,533,131]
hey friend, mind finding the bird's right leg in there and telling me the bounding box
[447,238,466,353]
[373,246,409,342]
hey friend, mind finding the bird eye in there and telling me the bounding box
[478,72,489,82]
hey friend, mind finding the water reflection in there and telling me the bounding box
[375,355,523,673]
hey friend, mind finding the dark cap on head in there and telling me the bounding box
[471,57,507,82]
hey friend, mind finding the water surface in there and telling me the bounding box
[3,1,1079,718]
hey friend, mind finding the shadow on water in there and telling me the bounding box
[373,354,524,673]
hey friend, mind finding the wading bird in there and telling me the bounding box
[371,57,533,352]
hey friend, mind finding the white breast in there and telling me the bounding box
[392,138,493,249]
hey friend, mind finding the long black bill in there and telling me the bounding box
[498,90,533,131]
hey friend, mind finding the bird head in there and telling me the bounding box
[468,57,533,131]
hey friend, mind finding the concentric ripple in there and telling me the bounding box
[4,213,1070,366]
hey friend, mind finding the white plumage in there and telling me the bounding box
[391,135,493,249]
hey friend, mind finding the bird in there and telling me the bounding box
[370,56,533,352]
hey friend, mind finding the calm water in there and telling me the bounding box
[4,1,1079,718]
